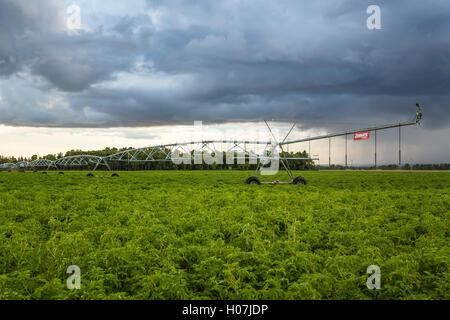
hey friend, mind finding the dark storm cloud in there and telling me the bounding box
[0,0,449,130]
[30,31,145,91]
[0,0,153,91]
[0,0,31,75]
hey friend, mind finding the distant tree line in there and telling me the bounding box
[1,148,449,170]
[0,147,133,164]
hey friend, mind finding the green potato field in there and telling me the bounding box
[0,170,448,299]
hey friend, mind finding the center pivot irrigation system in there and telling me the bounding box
[1,105,423,185]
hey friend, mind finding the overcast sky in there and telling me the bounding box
[0,0,449,163]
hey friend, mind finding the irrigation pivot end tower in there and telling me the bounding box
[245,103,423,185]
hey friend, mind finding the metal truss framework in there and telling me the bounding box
[29,159,57,169]
[0,163,15,170]
[1,105,422,177]
[104,140,275,163]
[1,140,317,173]
[54,155,110,171]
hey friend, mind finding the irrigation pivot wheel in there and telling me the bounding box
[292,176,307,185]
[246,176,261,185]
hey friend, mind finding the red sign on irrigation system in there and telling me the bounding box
[354,131,370,140]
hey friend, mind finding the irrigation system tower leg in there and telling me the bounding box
[103,159,112,172]
[279,123,297,180]
[44,161,58,171]
[254,161,262,177]
[92,160,101,173]
[92,158,111,173]
[262,121,297,181]
[280,156,294,180]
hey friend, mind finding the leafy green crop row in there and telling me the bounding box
[0,171,448,299]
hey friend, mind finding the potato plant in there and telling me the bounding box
[0,171,448,299]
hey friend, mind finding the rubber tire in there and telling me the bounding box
[87,173,94,177]
[112,173,119,177]
[42,172,47,175]
[58,172,64,175]
[292,176,307,185]
[246,176,261,185]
